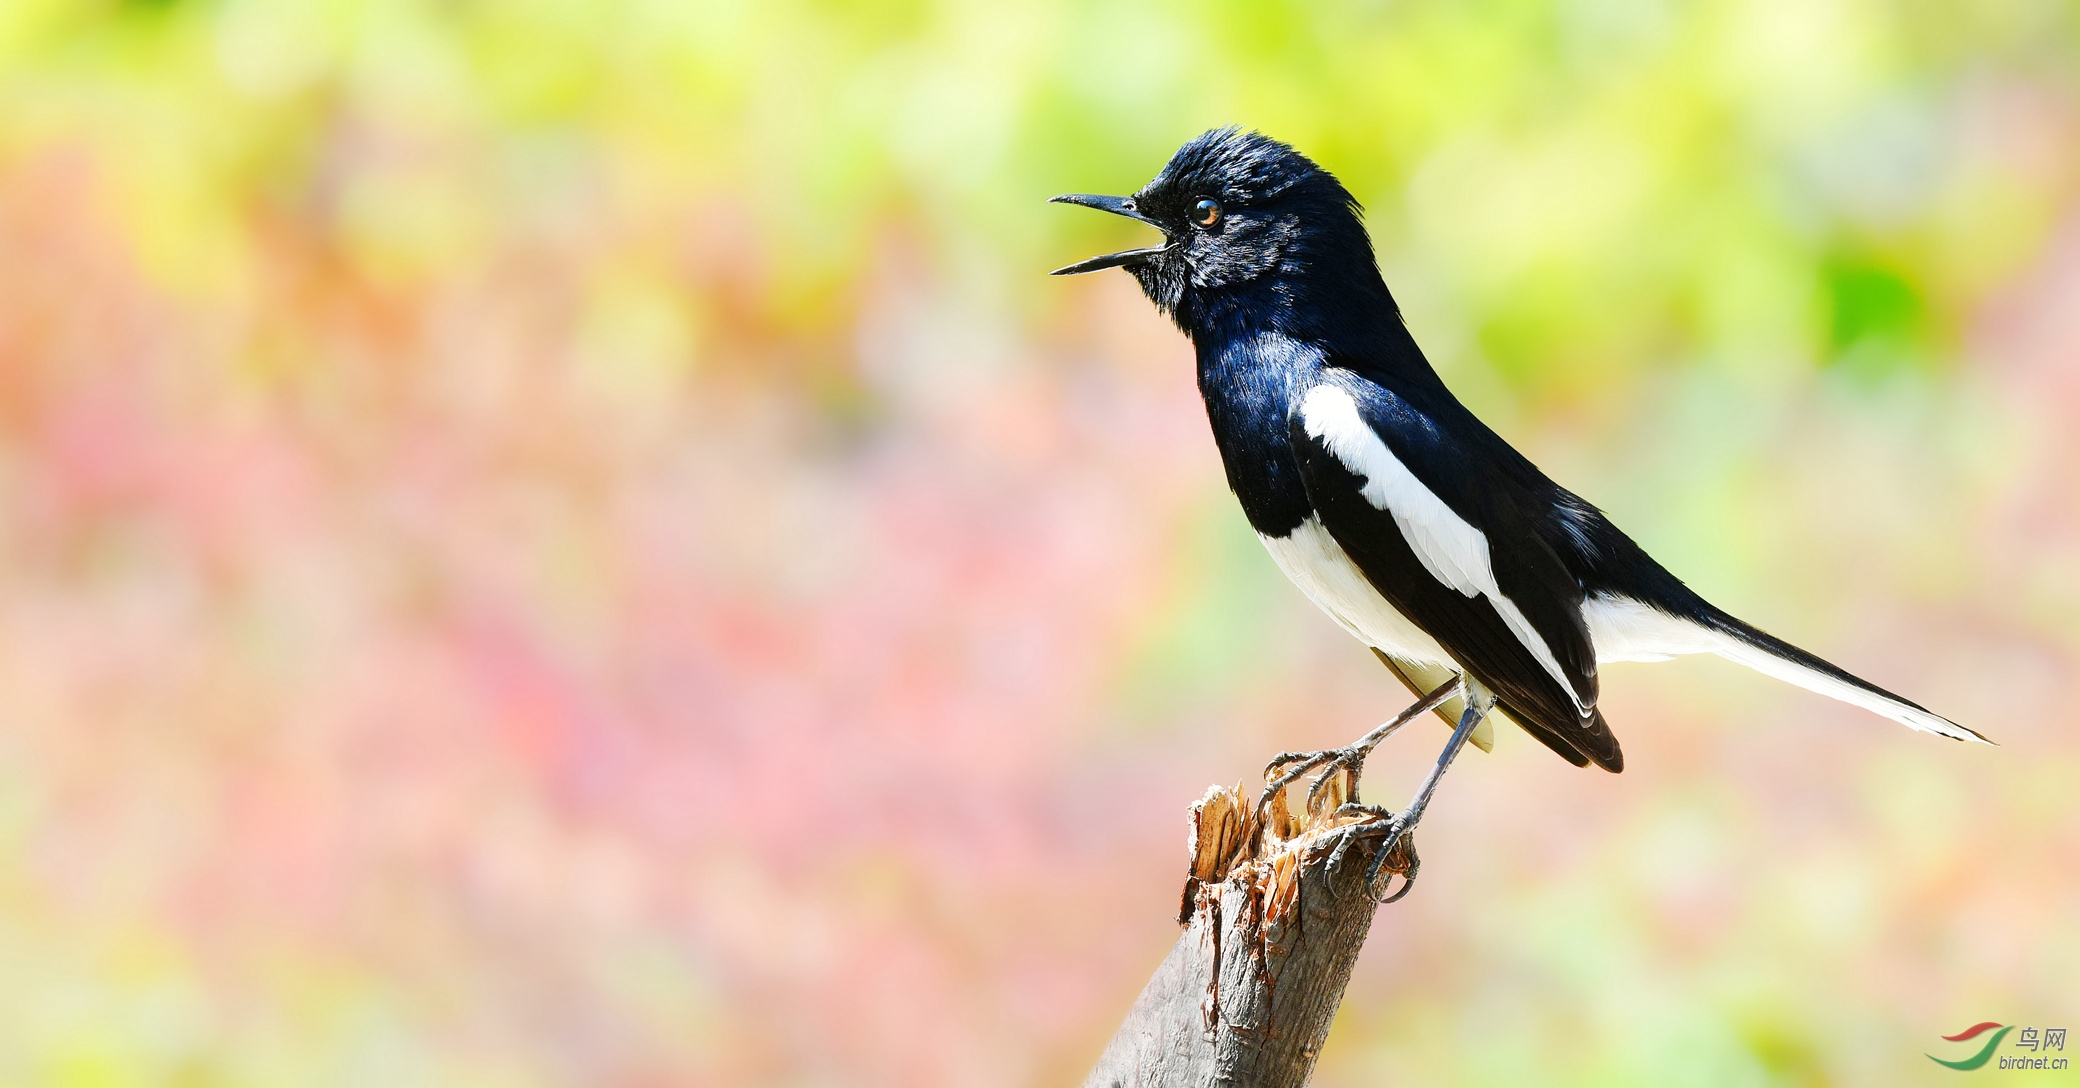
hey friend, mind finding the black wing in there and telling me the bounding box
[1290,376,1623,771]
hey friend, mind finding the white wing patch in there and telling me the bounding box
[1299,384,1588,715]
[1582,594,1986,742]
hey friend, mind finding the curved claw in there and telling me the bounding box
[1312,806,1421,903]
[1376,864,1419,903]
[1305,752,1365,808]
[1367,829,1421,903]
[1255,678,1464,829]
[1317,808,1401,900]
[1262,750,1316,778]
[1255,749,1340,826]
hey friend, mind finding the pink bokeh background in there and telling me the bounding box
[2,2,2078,1084]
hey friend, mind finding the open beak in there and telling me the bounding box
[1048,193,1172,275]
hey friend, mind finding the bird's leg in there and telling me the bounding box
[1257,675,1464,828]
[1327,681,1498,902]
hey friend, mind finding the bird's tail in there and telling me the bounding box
[1586,594,1991,744]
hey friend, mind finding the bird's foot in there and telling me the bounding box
[1256,740,1378,828]
[1253,678,1465,834]
[1318,803,1421,902]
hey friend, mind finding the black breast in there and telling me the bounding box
[1197,333,1320,538]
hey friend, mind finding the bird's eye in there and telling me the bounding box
[1192,199,1222,227]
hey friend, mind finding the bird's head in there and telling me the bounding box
[1050,128,1382,336]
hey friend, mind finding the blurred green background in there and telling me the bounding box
[1,0,2076,1084]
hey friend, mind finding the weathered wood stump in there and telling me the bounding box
[1083,768,1413,1088]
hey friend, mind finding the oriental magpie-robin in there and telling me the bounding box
[1051,129,1986,895]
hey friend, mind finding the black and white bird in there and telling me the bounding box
[1051,129,1985,886]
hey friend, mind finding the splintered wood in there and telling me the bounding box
[1085,767,1414,1088]
[1178,766,1406,926]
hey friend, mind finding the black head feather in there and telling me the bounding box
[1121,129,1395,346]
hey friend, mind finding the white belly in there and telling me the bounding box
[1258,516,1454,666]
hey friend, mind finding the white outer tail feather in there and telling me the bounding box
[1582,594,1986,744]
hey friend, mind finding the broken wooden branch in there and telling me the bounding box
[1082,767,1413,1088]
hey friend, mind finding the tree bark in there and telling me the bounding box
[1083,769,1412,1088]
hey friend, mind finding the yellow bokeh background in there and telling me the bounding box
[0,0,2076,1084]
